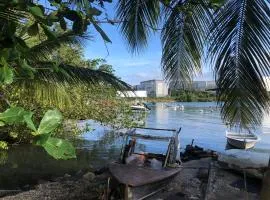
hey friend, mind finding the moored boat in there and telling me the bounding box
[108,127,182,200]
[226,131,260,149]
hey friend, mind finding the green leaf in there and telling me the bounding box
[0,65,14,85]
[48,11,59,21]
[92,23,111,43]
[59,17,67,30]
[63,10,80,21]
[34,134,50,145]
[27,23,39,36]
[40,24,57,40]
[0,107,25,124]
[21,59,36,79]
[87,7,102,16]
[37,109,62,135]
[23,112,37,132]
[41,137,76,160]
[0,141,8,150]
[0,121,5,126]
[28,5,44,18]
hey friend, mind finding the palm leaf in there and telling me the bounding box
[22,62,130,91]
[116,0,160,53]
[208,0,270,128]
[25,31,91,62]
[161,1,212,89]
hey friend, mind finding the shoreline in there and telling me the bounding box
[1,157,262,200]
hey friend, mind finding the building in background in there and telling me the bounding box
[135,80,169,97]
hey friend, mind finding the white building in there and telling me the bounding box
[138,80,168,97]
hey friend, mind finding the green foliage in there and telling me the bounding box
[36,110,62,135]
[0,141,8,150]
[0,0,132,160]
[171,90,216,102]
[40,137,76,160]
[0,107,76,159]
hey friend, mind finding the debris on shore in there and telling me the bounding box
[1,143,265,200]
[0,169,110,200]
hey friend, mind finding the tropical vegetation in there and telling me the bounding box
[115,0,270,129]
[0,0,131,159]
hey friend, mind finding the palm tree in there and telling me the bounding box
[0,1,130,107]
[116,0,270,129]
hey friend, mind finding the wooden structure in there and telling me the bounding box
[108,127,181,200]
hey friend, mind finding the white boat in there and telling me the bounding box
[226,131,260,149]
[131,105,150,111]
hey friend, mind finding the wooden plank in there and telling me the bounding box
[134,127,177,132]
[109,163,181,187]
[125,133,171,141]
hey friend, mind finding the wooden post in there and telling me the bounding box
[260,155,270,200]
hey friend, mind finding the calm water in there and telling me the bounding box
[1,102,270,189]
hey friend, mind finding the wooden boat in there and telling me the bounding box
[108,127,182,200]
[226,131,260,149]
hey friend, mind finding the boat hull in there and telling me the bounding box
[227,138,256,149]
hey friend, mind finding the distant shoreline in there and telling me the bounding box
[125,91,217,103]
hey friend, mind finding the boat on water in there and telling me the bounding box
[226,129,260,149]
[108,127,182,200]
[131,103,151,111]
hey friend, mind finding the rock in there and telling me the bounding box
[218,150,270,179]
[197,168,209,180]
[75,170,84,178]
[64,173,71,178]
[83,172,95,181]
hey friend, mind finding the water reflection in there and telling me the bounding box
[1,102,270,189]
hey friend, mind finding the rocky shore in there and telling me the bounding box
[0,157,262,200]
[1,169,109,200]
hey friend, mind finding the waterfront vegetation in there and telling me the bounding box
[0,0,270,198]
[0,0,138,159]
[0,0,269,163]
[127,91,216,103]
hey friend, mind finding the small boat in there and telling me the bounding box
[108,127,182,200]
[131,103,151,111]
[226,130,260,149]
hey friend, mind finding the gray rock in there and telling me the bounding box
[64,174,71,178]
[82,172,95,181]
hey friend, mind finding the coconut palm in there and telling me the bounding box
[0,0,129,92]
[116,0,270,128]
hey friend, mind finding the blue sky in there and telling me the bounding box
[85,21,214,85]
[42,1,214,85]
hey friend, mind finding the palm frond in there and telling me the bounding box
[116,0,160,53]
[161,1,211,88]
[11,81,72,110]
[208,0,270,128]
[25,31,91,62]
[23,62,130,91]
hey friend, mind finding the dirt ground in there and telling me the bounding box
[0,158,262,200]
[149,158,261,200]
